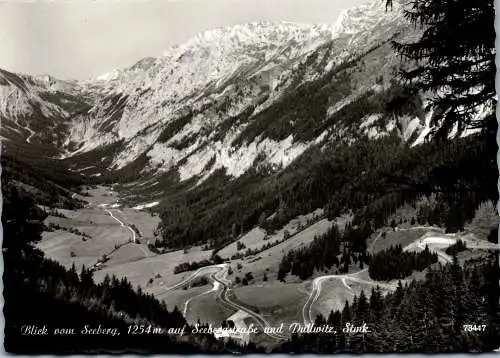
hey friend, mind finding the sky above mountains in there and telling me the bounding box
[0,0,366,80]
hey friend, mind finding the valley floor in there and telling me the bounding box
[38,186,500,346]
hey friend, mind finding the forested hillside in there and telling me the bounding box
[1,0,498,353]
[1,140,87,209]
[368,245,438,281]
[277,253,500,353]
[152,73,427,251]
[276,121,497,281]
[1,179,256,354]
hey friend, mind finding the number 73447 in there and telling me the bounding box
[463,324,487,332]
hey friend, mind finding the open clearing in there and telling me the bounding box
[312,279,357,318]
[218,227,267,259]
[39,186,211,293]
[185,291,235,325]
[232,282,308,328]
[219,209,325,260]
[40,208,133,269]
[93,247,212,289]
[367,227,431,254]
[108,208,159,242]
[227,217,336,284]
[36,185,500,348]
[157,285,212,317]
[39,186,216,316]
[39,186,161,270]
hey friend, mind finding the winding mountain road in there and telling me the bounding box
[183,279,221,316]
[167,264,287,340]
[302,227,500,326]
[104,208,137,243]
[211,264,288,340]
[301,269,396,326]
[162,266,221,292]
[403,233,499,264]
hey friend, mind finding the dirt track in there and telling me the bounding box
[165,263,288,340]
[301,227,500,326]
[301,269,396,326]
[39,189,500,344]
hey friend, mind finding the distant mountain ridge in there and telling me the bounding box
[0,0,485,192]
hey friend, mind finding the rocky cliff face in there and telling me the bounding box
[0,0,445,186]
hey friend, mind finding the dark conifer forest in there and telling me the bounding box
[368,245,438,281]
[2,0,498,353]
[151,113,497,252]
[1,179,258,354]
[277,254,500,353]
[275,121,497,281]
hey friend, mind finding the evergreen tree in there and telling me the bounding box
[391,0,496,138]
[487,227,498,244]
[280,255,499,353]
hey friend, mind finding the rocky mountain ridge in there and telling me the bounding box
[1,0,467,190]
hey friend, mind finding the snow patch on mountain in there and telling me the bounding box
[133,201,159,210]
[402,116,421,141]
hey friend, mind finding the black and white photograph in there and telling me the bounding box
[1,0,499,354]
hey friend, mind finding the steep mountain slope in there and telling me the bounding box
[65,0,414,180]
[0,69,89,147]
[1,0,425,183]
[1,0,494,251]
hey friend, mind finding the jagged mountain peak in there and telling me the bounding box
[3,0,419,186]
[88,0,402,88]
[332,0,402,34]
[165,21,337,54]
[87,20,340,90]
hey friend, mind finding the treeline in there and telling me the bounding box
[1,150,86,210]
[445,240,467,256]
[2,180,255,354]
[278,225,341,280]
[46,222,91,238]
[155,111,496,252]
[230,238,284,260]
[277,222,371,281]
[173,254,224,274]
[368,245,438,281]
[262,212,324,237]
[276,254,500,353]
[229,227,301,261]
